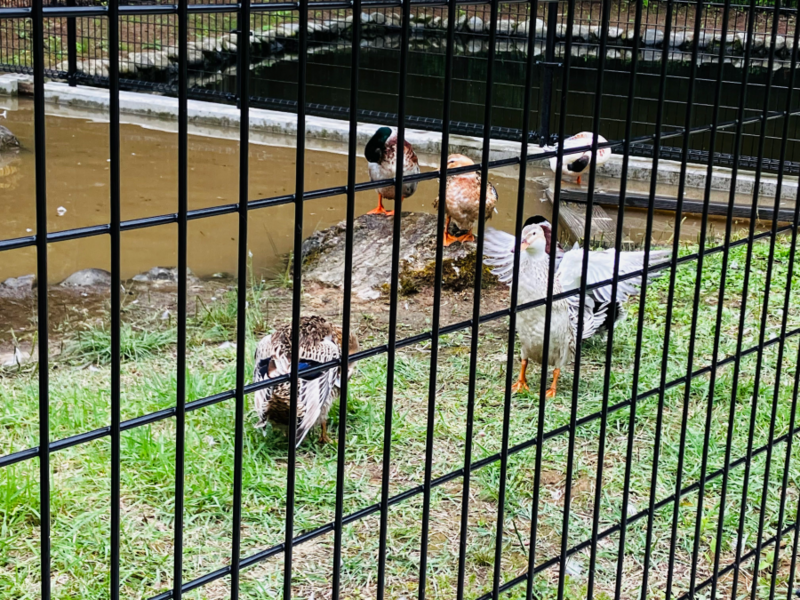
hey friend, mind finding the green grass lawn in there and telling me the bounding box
[1,229,800,600]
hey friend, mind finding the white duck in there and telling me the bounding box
[550,132,612,185]
[483,216,670,397]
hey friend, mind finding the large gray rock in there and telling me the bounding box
[0,126,20,152]
[642,28,664,47]
[515,18,546,39]
[466,16,484,32]
[61,268,112,287]
[300,212,497,300]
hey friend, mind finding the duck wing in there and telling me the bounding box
[294,335,342,447]
[557,245,671,337]
[253,333,285,427]
[483,227,520,285]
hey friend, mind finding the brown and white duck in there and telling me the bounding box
[253,316,359,446]
[433,154,499,246]
[364,127,420,216]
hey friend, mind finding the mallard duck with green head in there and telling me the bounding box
[364,127,420,216]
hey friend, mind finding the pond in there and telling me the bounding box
[0,95,769,285]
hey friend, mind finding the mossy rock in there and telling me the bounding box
[300,212,499,300]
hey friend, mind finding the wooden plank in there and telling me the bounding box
[545,190,616,248]
[556,189,797,223]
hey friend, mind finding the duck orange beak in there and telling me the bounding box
[519,241,529,252]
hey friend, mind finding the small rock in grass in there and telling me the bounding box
[1,274,34,291]
[565,556,583,577]
[2,347,24,367]
[218,341,237,350]
[61,268,112,288]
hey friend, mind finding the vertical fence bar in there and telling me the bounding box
[108,0,122,596]
[284,0,307,595]
[611,1,644,596]
[419,0,457,593]
[172,0,189,594]
[767,25,800,600]
[538,1,558,145]
[639,2,676,595]
[376,0,412,594]
[331,0,361,596]
[66,0,76,85]
[685,0,734,595]
[474,1,503,597]
[549,1,582,598]
[732,1,784,593]
[707,0,760,595]
[32,0,51,596]
[582,0,613,595]
[779,340,800,600]
[230,0,251,595]
[510,0,541,597]
[662,1,704,597]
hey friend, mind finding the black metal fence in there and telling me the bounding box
[2,0,800,599]
[3,0,800,170]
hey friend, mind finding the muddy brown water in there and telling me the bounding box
[0,97,761,285]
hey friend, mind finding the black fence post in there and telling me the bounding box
[538,0,558,145]
[66,0,76,85]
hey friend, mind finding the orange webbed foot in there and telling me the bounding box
[443,231,459,246]
[454,232,476,244]
[511,380,529,394]
[367,205,391,216]
[545,368,560,398]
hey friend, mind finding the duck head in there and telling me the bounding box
[445,153,475,170]
[566,154,590,173]
[365,127,393,164]
[522,215,557,255]
[517,223,548,257]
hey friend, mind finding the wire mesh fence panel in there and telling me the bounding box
[1,0,800,599]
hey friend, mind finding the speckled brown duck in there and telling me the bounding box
[253,316,359,446]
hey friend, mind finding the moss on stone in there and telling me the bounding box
[398,250,498,296]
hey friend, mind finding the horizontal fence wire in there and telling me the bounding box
[2,0,800,598]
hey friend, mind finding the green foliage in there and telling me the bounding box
[69,322,174,364]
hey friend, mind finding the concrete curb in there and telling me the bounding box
[2,75,797,201]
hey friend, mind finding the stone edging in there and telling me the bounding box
[1,75,797,201]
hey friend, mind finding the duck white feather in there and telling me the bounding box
[483,219,670,396]
[549,132,612,183]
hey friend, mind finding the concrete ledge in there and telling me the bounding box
[40,81,527,167]
[2,76,797,202]
[598,154,799,202]
[0,74,32,97]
